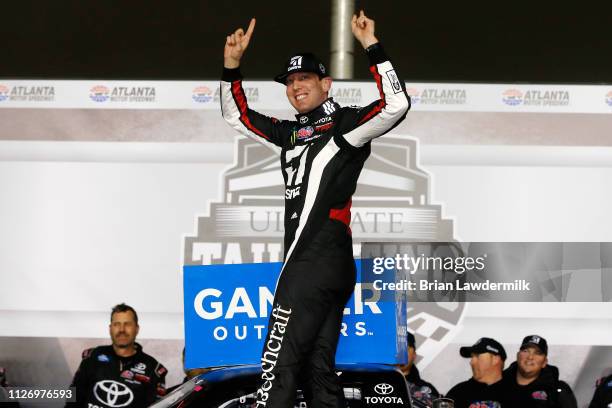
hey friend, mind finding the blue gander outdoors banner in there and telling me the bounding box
[183,260,407,369]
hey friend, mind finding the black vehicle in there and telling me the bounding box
[150,363,414,408]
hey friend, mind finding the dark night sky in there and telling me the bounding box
[1,0,610,83]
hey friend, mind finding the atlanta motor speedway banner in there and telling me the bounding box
[1,79,612,406]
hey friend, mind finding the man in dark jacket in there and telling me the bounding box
[502,335,577,408]
[447,337,510,408]
[397,332,439,407]
[588,373,612,408]
[66,303,167,408]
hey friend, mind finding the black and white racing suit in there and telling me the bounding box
[220,43,410,408]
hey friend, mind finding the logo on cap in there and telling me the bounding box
[288,56,303,71]
[486,345,500,354]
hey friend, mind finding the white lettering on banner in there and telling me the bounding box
[192,243,222,264]
[1,80,608,112]
[194,285,377,341]
[225,287,257,318]
[194,288,223,319]
[192,242,283,265]
[212,325,276,341]
[344,283,382,315]
[195,285,380,321]
[214,326,227,340]
[194,287,274,320]
[225,243,242,264]
[251,243,265,263]
[340,322,368,337]
[235,326,247,340]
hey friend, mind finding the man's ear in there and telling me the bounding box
[322,76,333,92]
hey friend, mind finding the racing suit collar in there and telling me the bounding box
[294,97,339,125]
[109,342,143,359]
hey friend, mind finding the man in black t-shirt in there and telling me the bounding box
[446,337,509,408]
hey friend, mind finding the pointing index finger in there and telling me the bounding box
[246,18,256,38]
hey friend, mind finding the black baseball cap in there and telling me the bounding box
[520,335,548,355]
[274,52,328,84]
[460,337,507,361]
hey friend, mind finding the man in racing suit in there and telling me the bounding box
[66,304,167,408]
[221,11,409,408]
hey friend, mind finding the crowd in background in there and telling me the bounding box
[2,303,611,408]
[401,332,611,408]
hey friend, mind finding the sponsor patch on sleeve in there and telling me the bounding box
[155,364,167,378]
[97,354,110,363]
[385,69,402,94]
[134,374,151,383]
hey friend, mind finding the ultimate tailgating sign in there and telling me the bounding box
[183,261,407,368]
[183,135,460,369]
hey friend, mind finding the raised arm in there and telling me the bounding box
[221,18,290,153]
[337,10,410,149]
